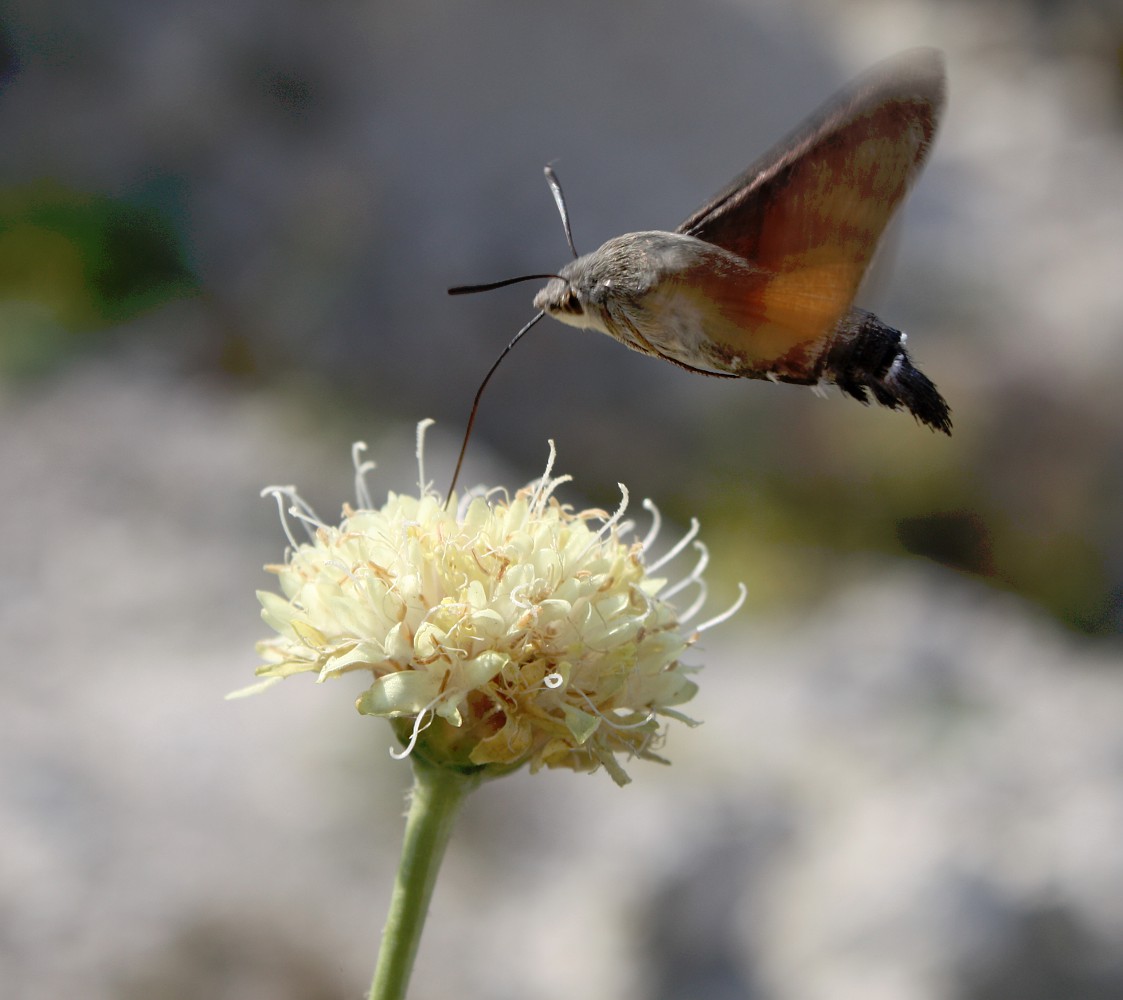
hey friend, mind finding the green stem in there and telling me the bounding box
[369,762,478,1000]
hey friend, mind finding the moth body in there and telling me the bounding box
[454,48,953,447]
[533,231,760,374]
[533,230,951,433]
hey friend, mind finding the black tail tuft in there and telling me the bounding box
[825,309,952,434]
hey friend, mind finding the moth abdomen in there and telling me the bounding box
[825,309,952,434]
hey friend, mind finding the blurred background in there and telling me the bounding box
[3,0,1122,998]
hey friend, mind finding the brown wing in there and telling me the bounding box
[676,48,945,353]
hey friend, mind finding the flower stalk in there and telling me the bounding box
[369,760,480,1000]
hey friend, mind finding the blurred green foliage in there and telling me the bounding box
[0,182,196,375]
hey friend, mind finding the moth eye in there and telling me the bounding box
[564,291,582,314]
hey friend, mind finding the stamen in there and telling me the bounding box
[576,484,630,563]
[261,485,325,545]
[661,541,710,600]
[323,558,359,583]
[482,484,509,503]
[261,486,327,545]
[575,686,657,731]
[416,418,436,496]
[352,441,375,510]
[640,498,662,553]
[603,710,657,731]
[593,484,630,541]
[455,491,476,520]
[389,695,443,760]
[693,582,748,633]
[262,487,300,551]
[534,473,573,512]
[528,440,559,510]
[679,579,710,623]
[646,518,700,572]
[287,504,326,537]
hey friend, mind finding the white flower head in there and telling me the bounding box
[236,421,745,786]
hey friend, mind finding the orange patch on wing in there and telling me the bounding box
[686,259,857,374]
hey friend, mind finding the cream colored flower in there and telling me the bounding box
[234,422,744,785]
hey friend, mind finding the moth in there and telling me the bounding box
[448,48,950,493]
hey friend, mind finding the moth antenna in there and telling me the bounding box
[544,165,578,259]
[448,273,562,295]
[446,310,547,500]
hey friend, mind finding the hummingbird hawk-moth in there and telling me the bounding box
[448,48,950,494]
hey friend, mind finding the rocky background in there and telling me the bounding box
[2,0,1122,998]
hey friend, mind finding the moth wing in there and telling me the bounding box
[683,261,864,377]
[677,48,945,348]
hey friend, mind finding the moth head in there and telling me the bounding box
[532,272,586,325]
[533,253,627,333]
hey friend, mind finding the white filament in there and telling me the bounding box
[351,441,375,509]
[693,582,748,633]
